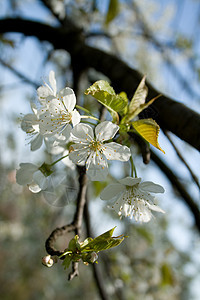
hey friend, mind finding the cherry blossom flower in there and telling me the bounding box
[16,163,49,193]
[100,177,165,222]
[38,71,80,137]
[69,121,131,181]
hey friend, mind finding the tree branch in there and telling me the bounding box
[0,18,199,150]
[150,150,200,232]
[45,166,87,280]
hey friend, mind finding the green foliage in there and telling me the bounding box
[121,76,159,123]
[132,118,165,153]
[61,227,125,268]
[105,0,120,26]
[85,80,128,122]
[81,227,125,252]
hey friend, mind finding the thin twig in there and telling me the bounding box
[45,166,88,280]
[0,57,39,87]
[84,199,110,300]
[164,131,200,189]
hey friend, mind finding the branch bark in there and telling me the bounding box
[0,18,199,150]
[150,150,200,232]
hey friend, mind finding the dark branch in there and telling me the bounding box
[150,150,200,232]
[0,18,199,150]
[164,131,200,189]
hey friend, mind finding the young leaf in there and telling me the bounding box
[85,80,128,117]
[62,255,72,269]
[122,95,161,123]
[128,76,148,115]
[132,118,165,153]
[81,227,125,252]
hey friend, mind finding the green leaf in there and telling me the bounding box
[128,76,148,115]
[81,227,125,253]
[67,235,80,251]
[85,80,128,120]
[132,118,165,153]
[105,0,120,26]
[121,76,161,123]
[118,91,129,115]
[62,255,72,269]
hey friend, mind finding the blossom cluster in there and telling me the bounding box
[16,71,165,223]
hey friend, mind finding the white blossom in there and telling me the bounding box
[16,163,48,193]
[100,177,165,222]
[69,121,131,181]
[38,71,80,137]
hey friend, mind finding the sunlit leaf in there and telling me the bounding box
[128,76,148,115]
[132,118,165,153]
[105,0,120,26]
[85,80,128,120]
[121,76,161,123]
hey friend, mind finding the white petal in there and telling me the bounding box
[118,177,141,186]
[86,152,108,181]
[21,114,37,132]
[134,201,152,222]
[37,85,52,99]
[62,151,76,170]
[103,142,131,161]
[29,182,42,193]
[39,115,62,136]
[49,70,57,95]
[61,124,72,140]
[49,99,65,115]
[71,109,81,126]
[146,202,165,213]
[100,183,125,200]
[31,134,43,151]
[69,143,89,165]
[95,121,119,141]
[33,171,48,190]
[61,88,76,112]
[140,181,165,193]
[134,209,152,223]
[16,163,38,185]
[70,123,94,143]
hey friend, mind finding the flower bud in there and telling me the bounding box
[42,255,54,267]
[89,252,98,263]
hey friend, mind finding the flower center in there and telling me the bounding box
[89,140,103,152]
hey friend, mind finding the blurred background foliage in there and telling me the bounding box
[0,0,199,299]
